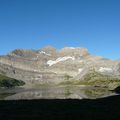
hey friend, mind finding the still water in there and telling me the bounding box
[0,85,116,100]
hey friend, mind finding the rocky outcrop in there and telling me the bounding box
[59,47,89,57]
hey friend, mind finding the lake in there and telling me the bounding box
[0,85,116,100]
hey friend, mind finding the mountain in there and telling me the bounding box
[0,46,120,89]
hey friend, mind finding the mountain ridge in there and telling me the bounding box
[0,46,120,89]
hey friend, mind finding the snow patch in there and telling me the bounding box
[39,51,51,56]
[66,47,75,49]
[99,67,113,72]
[78,68,83,73]
[64,47,82,49]
[47,56,75,66]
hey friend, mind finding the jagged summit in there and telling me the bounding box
[9,49,37,58]
[8,46,90,58]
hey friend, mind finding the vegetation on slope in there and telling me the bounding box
[0,74,25,88]
[60,72,120,89]
[84,88,112,98]
[81,71,120,89]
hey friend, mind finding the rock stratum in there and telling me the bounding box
[0,46,120,89]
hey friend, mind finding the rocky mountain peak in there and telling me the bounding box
[59,47,89,57]
[40,46,57,57]
[9,49,37,58]
[8,46,89,58]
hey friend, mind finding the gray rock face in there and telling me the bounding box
[59,47,89,57]
[0,46,120,86]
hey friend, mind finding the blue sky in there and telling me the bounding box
[0,0,120,59]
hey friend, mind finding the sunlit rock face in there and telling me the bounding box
[0,46,120,86]
[59,47,89,58]
[40,46,57,58]
[113,62,120,75]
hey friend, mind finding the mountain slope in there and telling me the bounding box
[0,46,120,88]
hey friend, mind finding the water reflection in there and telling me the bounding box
[0,86,116,100]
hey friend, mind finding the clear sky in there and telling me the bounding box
[0,0,120,59]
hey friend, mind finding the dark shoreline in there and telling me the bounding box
[0,95,120,120]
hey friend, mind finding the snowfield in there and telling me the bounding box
[99,67,113,72]
[78,68,83,73]
[47,56,75,66]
